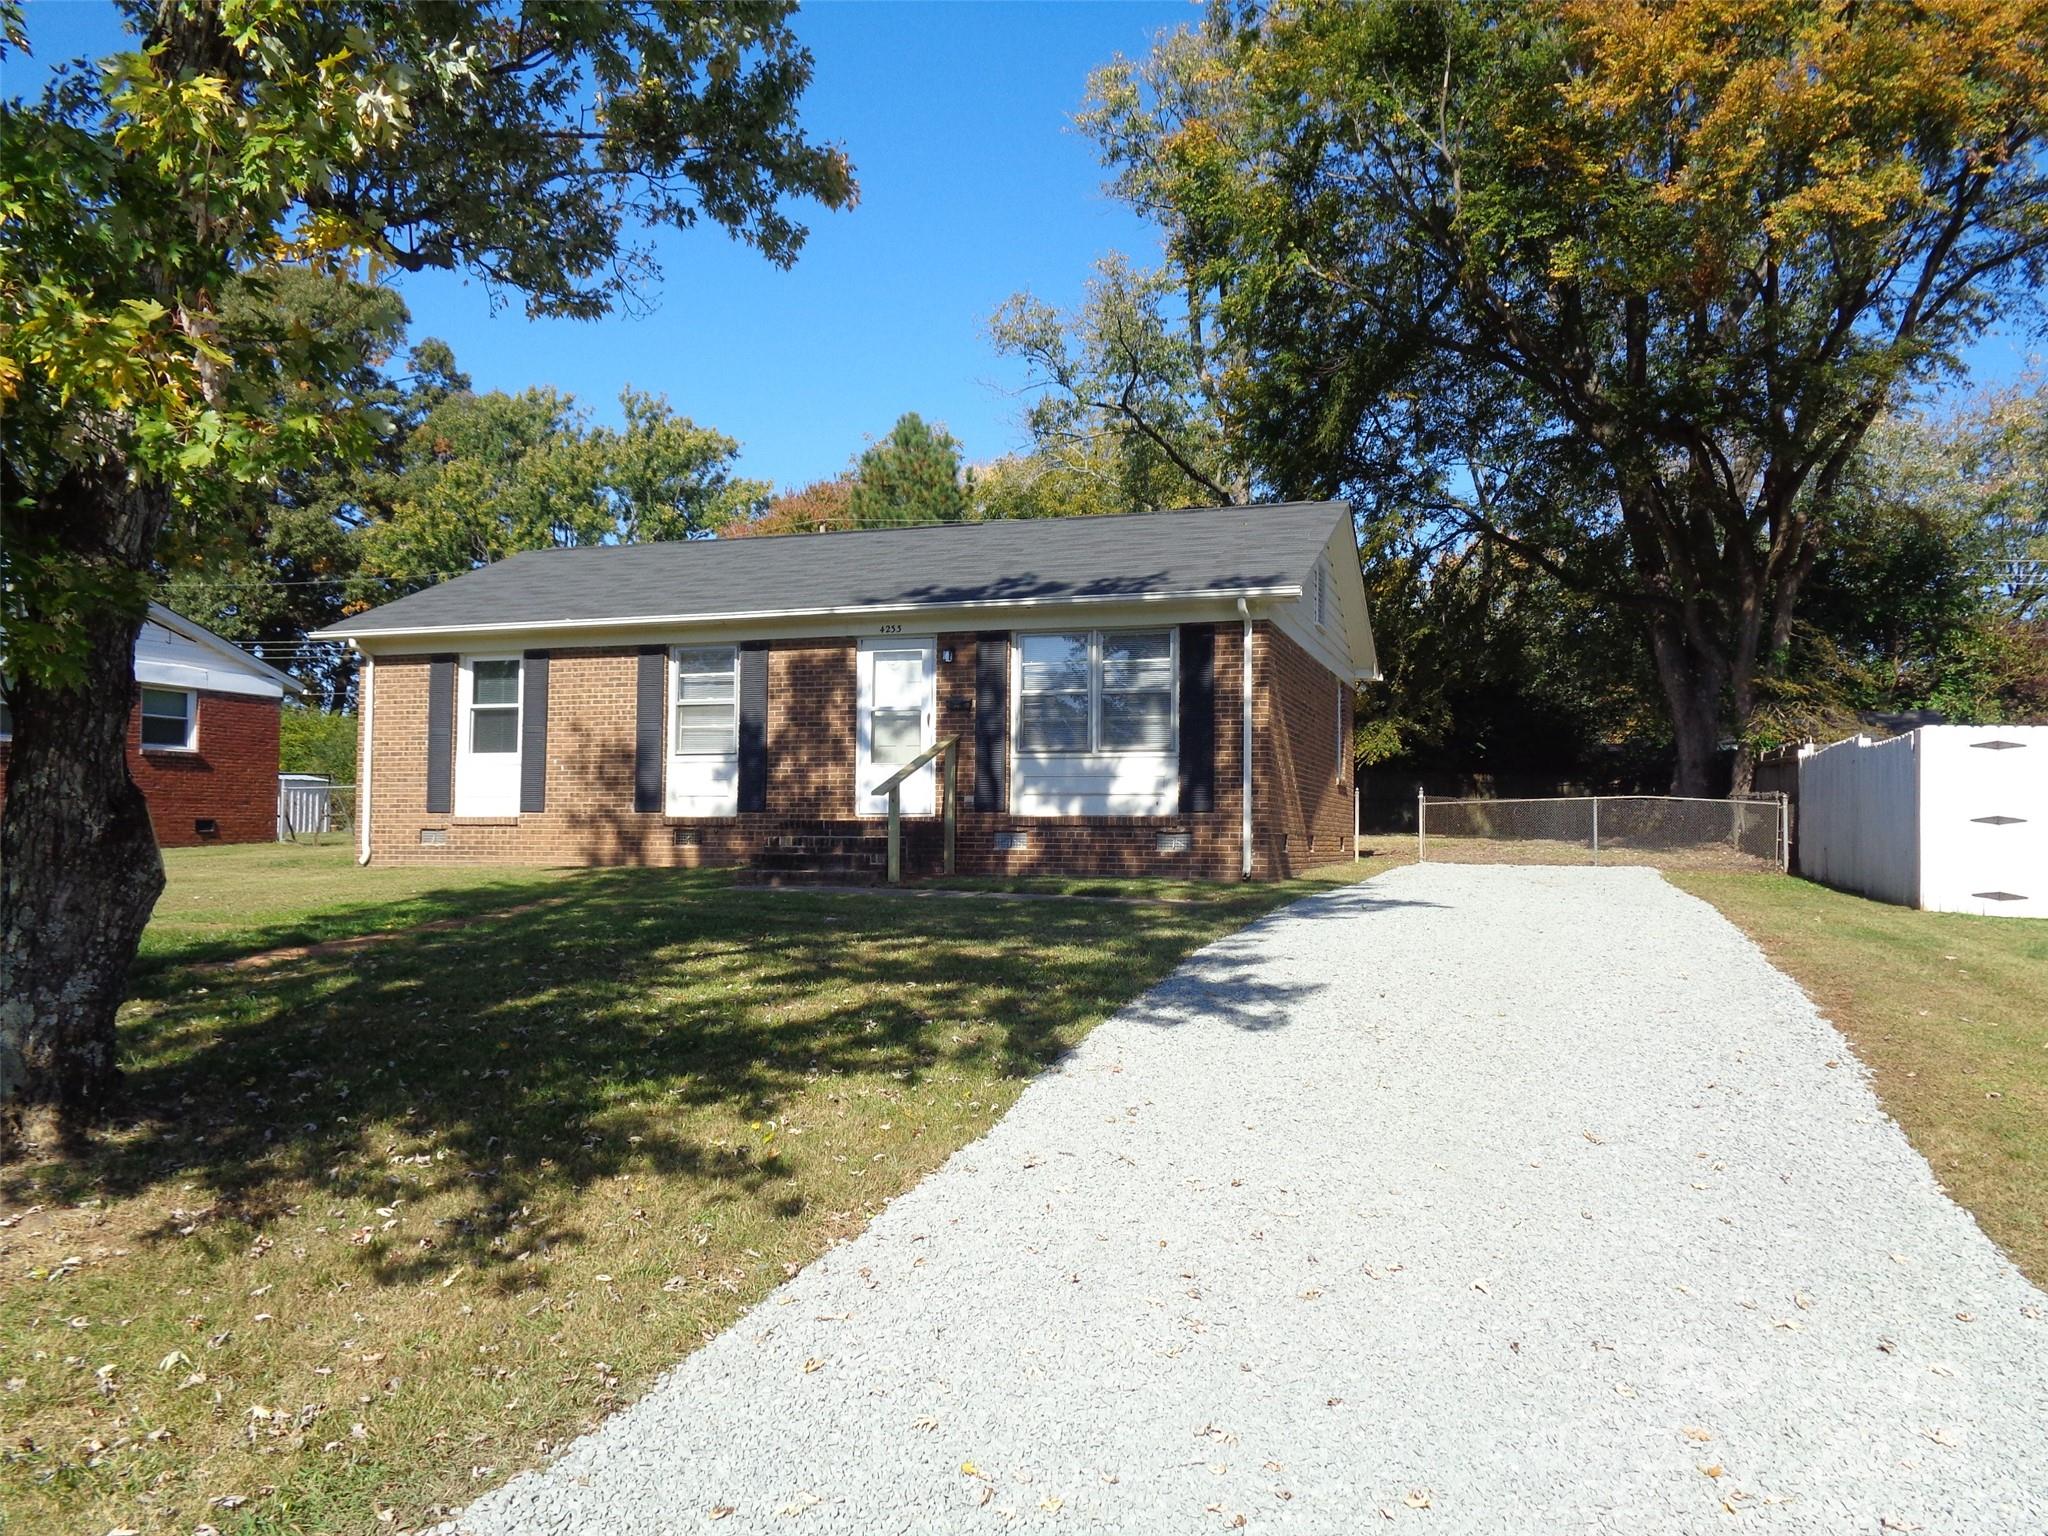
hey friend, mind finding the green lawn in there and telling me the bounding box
[137,841,570,968]
[2,842,1372,1536]
[1675,873,2048,1286]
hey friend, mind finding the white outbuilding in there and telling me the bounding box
[1797,725,2043,918]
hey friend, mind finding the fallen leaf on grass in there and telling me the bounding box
[1698,1463,1724,1478]
[1681,1426,1714,1443]
[709,1505,735,1520]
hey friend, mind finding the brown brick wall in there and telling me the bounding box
[361,621,1350,881]
[1251,621,1355,876]
[0,687,281,848]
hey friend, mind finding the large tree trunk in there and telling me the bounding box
[1645,614,1726,797]
[0,473,170,1154]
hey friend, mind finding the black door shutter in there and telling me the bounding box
[974,632,1009,812]
[1178,624,1216,813]
[425,655,456,814]
[519,651,549,813]
[634,647,666,813]
[738,642,769,813]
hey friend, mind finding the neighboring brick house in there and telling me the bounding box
[0,604,301,848]
[315,503,1377,880]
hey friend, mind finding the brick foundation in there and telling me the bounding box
[0,687,282,848]
[361,623,1353,881]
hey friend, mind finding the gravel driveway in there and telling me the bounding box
[447,865,2048,1535]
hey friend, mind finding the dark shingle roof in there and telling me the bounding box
[318,502,1348,639]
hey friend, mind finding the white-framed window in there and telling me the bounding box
[139,686,197,751]
[467,659,521,754]
[671,645,738,755]
[1017,629,1175,755]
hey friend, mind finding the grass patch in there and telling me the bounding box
[139,842,568,969]
[1674,872,2048,1286]
[2,845,1372,1534]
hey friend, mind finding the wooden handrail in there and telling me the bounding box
[874,735,955,795]
[881,736,959,884]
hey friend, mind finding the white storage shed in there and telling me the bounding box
[1797,725,2043,918]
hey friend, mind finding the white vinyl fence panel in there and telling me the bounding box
[1797,726,2043,917]
[1797,733,1921,908]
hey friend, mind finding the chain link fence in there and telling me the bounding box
[277,780,357,844]
[1417,793,1788,871]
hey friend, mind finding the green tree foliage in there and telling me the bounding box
[845,412,970,526]
[0,0,853,1136]
[988,254,1241,514]
[277,703,357,783]
[1083,0,2048,792]
[1757,384,2048,741]
[356,385,767,584]
[157,271,460,706]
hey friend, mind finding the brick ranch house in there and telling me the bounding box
[0,603,301,847]
[316,502,1377,881]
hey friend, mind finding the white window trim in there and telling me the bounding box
[454,654,522,817]
[1012,627,1178,758]
[669,644,739,757]
[138,685,199,753]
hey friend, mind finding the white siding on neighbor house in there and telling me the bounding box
[135,621,289,699]
[1798,725,2044,917]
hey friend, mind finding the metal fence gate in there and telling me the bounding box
[1416,793,1789,872]
[276,779,358,843]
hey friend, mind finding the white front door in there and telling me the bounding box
[857,637,936,816]
[455,655,522,817]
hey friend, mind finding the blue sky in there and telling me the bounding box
[15,0,1191,491]
[12,0,2040,494]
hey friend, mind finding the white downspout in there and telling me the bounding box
[1238,598,1254,879]
[355,645,374,866]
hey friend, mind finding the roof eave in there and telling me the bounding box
[312,584,1305,645]
[147,603,305,695]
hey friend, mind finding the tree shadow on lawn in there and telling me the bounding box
[6,868,1342,1293]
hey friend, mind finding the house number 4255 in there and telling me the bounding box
[876,623,903,634]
